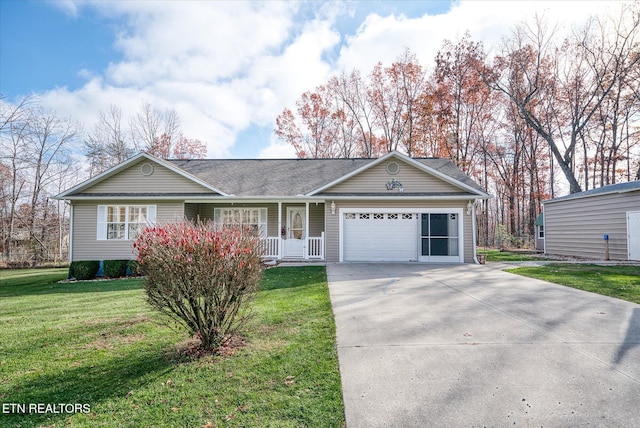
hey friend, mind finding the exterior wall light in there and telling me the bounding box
[331,201,336,215]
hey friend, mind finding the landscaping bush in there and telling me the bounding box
[134,221,263,350]
[103,259,129,278]
[69,260,100,280]
[127,259,141,276]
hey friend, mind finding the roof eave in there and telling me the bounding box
[305,151,488,197]
[543,186,640,204]
[54,152,229,199]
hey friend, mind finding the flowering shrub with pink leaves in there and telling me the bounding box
[134,221,263,350]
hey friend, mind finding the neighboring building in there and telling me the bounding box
[534,212,544,252]
[542,181,640,261]
[54,151,489,264]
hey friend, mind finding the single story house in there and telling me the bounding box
[542,180,640,261]
[54,151,490,264]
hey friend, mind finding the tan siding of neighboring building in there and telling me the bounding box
[324,200,473,263]
[323,159,465,194]
[82,159,215,194]
[71,200,184,261]
[544,191,640,260]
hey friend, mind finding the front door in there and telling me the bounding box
[284,207,306,258]
[628,211,640,261]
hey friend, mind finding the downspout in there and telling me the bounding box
[68,201,73,262]
[471,199,479,264]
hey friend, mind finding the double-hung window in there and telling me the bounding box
[214,207,267,237]
[97,205,156,240]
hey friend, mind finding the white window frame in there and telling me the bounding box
[538,225,545,239]
[97,205,157,240]
[214,207,267,237]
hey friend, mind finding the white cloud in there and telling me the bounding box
[337,0,615,75]
[37,0,621,160]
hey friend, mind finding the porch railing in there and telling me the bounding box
[260,234,325,260]
[307,233,324,259]
[261,237,280,258]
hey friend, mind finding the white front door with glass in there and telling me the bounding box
[284,207,306,258]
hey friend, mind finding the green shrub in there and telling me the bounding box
[69,260,100,280]
[127,260,141,276]
[103,259,129,278]
[134,221,263,350]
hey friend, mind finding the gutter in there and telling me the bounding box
[471,199,479,264]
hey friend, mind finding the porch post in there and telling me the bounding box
[277,202,282,259]
[305,201,309,260]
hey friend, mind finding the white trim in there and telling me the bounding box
[305,201,310,260]
[543,212,547,254]
[214,207,268,237]
[543,185,640,205]
[68,204,74,262]
[277,202,282,258]
[472,201,479,264]
[97,205,107,240]
[627,211,640,261]
[338,207,464,263]
[307,151,489,198]
[97,204,156,241]
[54,152,227,199]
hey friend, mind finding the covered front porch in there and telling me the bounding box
[184,200,325,261]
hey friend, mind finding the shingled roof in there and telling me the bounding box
[545,180,640,204]
[167,157,486,197]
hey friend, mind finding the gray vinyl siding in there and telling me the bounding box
[325,200,473,263]
[544,191,640,260]
[308,203,325,237]
[324,159,465,194]
[83,159,215,195]
[71,201,184,261]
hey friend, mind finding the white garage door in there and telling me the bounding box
[342,212,418,261]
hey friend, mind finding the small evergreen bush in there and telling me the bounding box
[104,259,129,278]
[127,260,141,276]
[69,260,100,280]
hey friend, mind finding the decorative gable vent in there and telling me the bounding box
[386,161,400,175]
[140,163,154,176]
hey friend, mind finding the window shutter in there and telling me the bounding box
[97,205,107,240]
[146,205,157,226]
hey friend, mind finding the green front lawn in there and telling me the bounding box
[0,266,344,427]
[507,264,640,304]
[477,248,546,262]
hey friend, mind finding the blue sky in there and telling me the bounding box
[0,0,613,159]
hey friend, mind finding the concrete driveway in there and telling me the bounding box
[327,263,640,427]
